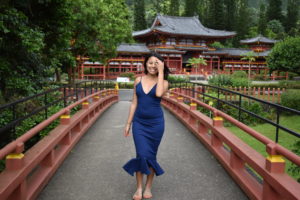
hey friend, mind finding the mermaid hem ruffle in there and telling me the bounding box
[123,157,164,176]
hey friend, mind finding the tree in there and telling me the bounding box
[186,57,207,74]
[258,3,267,35]
[133,0,147,30]
[224,0,237,31]
[207,0,225,30]
[198,0,210,26]
[70,0,132,81]
[285,0,299,34]
[267,19,286,39]
[0,0,72,100]
[169,0,180,16]
[234,0,251,46]
[267,0,284,23]
[241,51,257,87]
[267,36,300,75]
[184,0,199,16]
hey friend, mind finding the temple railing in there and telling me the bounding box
[162,90,300,200]
[0,89,118,200]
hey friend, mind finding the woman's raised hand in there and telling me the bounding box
[155,59,164,73]
[124,123,131,137]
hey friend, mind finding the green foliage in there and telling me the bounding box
[118,82,134,89]
[169,0,180,16]
[234,0,251,45]
[267,36,300,75]
[209,41,225,49]
[267,0,284,23]
[278,81,300,89]
[186,57,207,74]
[119,72,135,80]
[222,101,267,125]
[208,74,232,87]
[285,0,299,34]
[231,78,249,87]
[288,140,300,182]
[250,82,283,89]
[224,0,237,31]
[267,19,286,39]
[184,0,199,17]
[168,75,189,83]
[232,71,247,79]
[281,89,300,110]
[133,0,147,30]
[208,0,225,29]
[258,3,267,35]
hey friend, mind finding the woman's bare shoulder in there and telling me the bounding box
[134,76,142,84]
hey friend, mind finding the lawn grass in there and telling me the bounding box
[227,115,300,181]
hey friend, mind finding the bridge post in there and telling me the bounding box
[212,113,223,148]
[6,142,25,170]
[260,143,285,200]
[265,143,285,173]
[93,95,100,102]
[82,101,89,109]
[60,109,71,125]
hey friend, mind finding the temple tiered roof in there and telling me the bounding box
[203,48,271,57]
[240,35,277,44]
[116,43,150,54]
[133,14,236,38]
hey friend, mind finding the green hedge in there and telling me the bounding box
[119,72,135,81]
[168,75,189,83]
[278,81,300,89]
[281,89,300,110]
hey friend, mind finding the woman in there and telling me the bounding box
[123,52,170,200]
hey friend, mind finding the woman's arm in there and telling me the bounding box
[124,77,140,137]
[155,60,169,97]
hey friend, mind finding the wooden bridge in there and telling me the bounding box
[0,85,299,200]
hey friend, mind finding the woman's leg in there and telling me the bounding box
[143,168,154,198]
[133,172,143,199]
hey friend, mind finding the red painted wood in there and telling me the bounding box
[161,91,300,200]
[0,90,118,200]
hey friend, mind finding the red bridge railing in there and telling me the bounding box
[0,89,118,200]
[162,89,300,200]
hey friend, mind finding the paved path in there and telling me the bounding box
[38,90,247,200]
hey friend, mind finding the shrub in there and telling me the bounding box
[119,72,135,81]
[251,82,281,89]
[232,78,249,87]
[168,75,189,83]
[232,71,247,79]
[220,101,266,126]
[208,74,232,87]
[118,82,134,89]
[288,140,300,182]
[253,74,266,81]
[281,90,300,110]
[278,81,300,89]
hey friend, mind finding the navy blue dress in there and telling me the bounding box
[123,80,165,176]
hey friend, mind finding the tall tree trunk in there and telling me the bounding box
[68,66,74,84]
[55,68,61,82]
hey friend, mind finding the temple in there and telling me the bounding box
[77,14,286,80]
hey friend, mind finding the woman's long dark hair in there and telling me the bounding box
[143,51,170,80]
